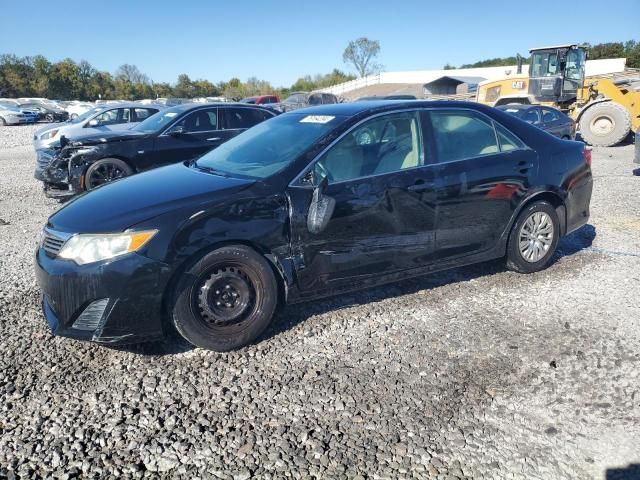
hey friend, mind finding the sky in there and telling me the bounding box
[1,0,637,87]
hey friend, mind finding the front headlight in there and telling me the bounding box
[40,129,59,140]
[58,230,158,265]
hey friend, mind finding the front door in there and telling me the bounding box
[146,107,224,169]
[288,110,438,294]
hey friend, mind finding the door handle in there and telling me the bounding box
[207,137,221,141]
[407,180,433,192]
[514,161,534,172]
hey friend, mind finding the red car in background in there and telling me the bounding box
[239,95,280,105]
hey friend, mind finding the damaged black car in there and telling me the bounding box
[36,101,593,351]
[34,103,277,197]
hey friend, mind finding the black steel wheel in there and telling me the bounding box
[85,158,133,190]
[171,245,279,351]
[45,113,55,123]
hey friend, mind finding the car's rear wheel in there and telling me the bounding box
[85,158,133,190]
[506,201,560,273]
[171,245,278,351]
[0,117,6,126]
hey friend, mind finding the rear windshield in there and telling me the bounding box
[195,113,346,179]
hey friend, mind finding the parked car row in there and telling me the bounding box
[34,100,593,352]
[34,103,278,197]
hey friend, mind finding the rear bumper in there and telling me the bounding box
[35,247,172,345]
[565,170,593,235]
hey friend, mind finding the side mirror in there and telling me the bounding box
[307,176,335,234]
[168,125,185,136]
[87,119,99,127]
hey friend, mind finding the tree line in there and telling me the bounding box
[0,54,356,101]
[444,40,640,69]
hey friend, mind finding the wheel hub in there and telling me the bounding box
[590,115,615,136]
[518,211,554,263]
[197,267,254,325]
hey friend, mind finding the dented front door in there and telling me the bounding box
[287,168,437,294]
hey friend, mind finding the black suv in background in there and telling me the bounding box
[35,103,277,196]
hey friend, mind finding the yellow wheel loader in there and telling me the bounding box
[476,44,640,147]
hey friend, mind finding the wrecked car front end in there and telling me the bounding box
[34,141,104,198]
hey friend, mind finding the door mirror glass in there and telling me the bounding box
[168,125,185,136]
[87,118,99,127]
[307,176,335,234]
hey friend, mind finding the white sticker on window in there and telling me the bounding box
[300,115,335,124]
[505,109,519,113]
[164,112,178,118]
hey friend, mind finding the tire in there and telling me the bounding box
[579,102,631,147]
[45,113,55,123]
[506,201,560,274]
[0,117,6,126]
[84,158,133,191]
[70,113,78,120]
[171,245,278,351]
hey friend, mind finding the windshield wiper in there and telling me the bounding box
[192,160,230,177]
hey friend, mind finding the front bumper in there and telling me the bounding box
[35,246,172,345]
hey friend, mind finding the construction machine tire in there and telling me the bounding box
[579,102,631,147]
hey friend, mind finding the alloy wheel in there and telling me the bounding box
[518,211,554,263]
[87,163,126,189]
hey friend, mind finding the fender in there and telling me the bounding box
[496,187,568,253]
[574,98,611,123]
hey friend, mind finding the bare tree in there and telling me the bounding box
[342,37,382,77]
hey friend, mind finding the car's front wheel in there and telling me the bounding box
[171,245,279,351]
[506,200,560,273]
[85,158,133,190]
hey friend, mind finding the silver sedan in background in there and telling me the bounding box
[33,102,164,152]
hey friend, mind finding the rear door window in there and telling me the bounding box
[542,108,561,123]
[429,110,499,162]
[521,108,541,125]
[178,108,219,133]
[495,123,526,152]
[223,107,272,129]
[133,108,156,121]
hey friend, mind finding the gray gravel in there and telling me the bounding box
[0,123,52,149]
[0,127,639,479]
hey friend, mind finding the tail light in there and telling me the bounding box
[583,146,592,167]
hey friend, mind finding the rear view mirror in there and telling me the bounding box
[307,176,335,234]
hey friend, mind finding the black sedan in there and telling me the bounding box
[497,104,576,140]
[19,103,69,122]
[35,101,593,351]
[34,103,277,197]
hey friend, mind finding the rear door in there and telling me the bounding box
[541,107,565,138]
[423,108,537,259]
[143,107,222,169]
[221,107,275,139]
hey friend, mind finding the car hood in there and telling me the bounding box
[66,129,149,146]
[48,162,255,233]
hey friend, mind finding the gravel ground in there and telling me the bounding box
[0,124,639,479]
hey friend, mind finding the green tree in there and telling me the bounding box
[343,37,382,77]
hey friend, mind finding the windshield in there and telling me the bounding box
[239,97,257,104]
[72,106,104,124]
[133,107,183,133]
[195,113,345,179]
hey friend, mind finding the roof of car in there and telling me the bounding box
[496,104,537,111]
[292,100,495,117]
